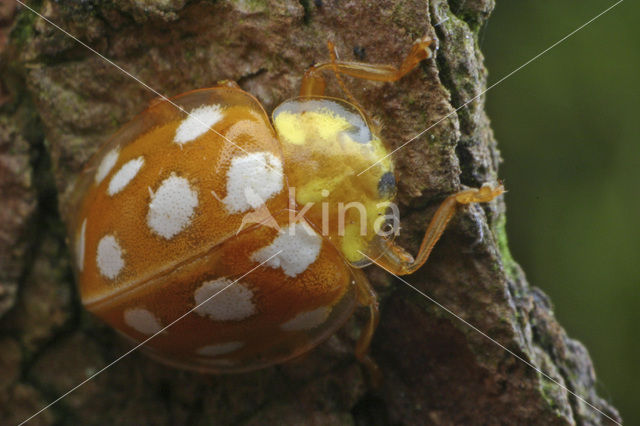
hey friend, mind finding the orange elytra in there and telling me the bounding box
[65,36,503,374]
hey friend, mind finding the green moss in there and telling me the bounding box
[230,0,268,13]
[432,8,478,128]
[538,374,571,420]
[10,4,39,48]
[495,213,519,281]
[540,377,559,407]
[448,0,494,33]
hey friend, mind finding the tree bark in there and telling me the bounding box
[0,0,622,424]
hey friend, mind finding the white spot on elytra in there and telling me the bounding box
[124,308,163,335]
[196,341,244,357]
[147,174,198,239]
[194,278,256,321]
[76,219,87,271]
[174,105,223,144]
[251,222,322,277]
[281,306,331,331]
[107,156,145,196]
[96,234,124,279]
[222,152,283,214]
[95,148,119,184]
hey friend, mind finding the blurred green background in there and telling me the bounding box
[482,0,639,423]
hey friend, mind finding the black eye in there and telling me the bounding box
[377,171,396,198]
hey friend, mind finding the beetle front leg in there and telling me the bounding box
[300,35,435,97]
[375,183,505,276]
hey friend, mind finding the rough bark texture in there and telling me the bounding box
[0,0,622,424]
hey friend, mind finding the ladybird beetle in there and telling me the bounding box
[65,36,503,374]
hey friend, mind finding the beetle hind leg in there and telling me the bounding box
[352,269,382,387]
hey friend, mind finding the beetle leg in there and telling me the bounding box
[300,35,435,97]
[375,183,505,276]
[352,269,382,386]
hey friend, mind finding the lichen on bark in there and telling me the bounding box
[0,0,621,424]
